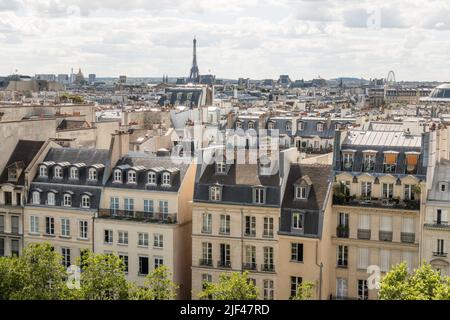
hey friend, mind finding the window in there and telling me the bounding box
[336,278,348,299]
[128,170,137,183]
[267,121,275,130]
[69,167,78,179]
[404,184,415,200]
[154,234,163,248]
[202,213,212,234]
[384,153,397,173]
[54,166,63,179]
[30,216,39,234]
[342,153,354,170]
[119,255,129,273]
[45,217,55,235]
[88,168,97,181]
[144,200,154,216]
[147,172,156,184]
[202,274,212,292]
[0,215,3,233]
[382,183,394,199]
[337,245,348,267]
[290,276,302,298]
[118,231,128,245]
[61,218,70,237]
[32,191,40,204]
[220,214,230,235]
[298,122,304,131]
[245,216,256,236]
[263,246,274,270]
[295,186,306,199]
[124,198,134,215]
[248,121,255,129]
[263,217,274,238]
[291,243,304,262]
[437,239,445,255]
[316,123,324,132]
[402,217,415,235]
[440,182,447,192]
[63,194,72,207]
[358,247,369,270]
[292,212,304,230]
[202,242,212,265]
[380,249,390,272]
[8,168,17,182]
[113,170,122,183]
[104,229,113,244]
[162,172,171,186]
[158,200,168,217]
[79,220,88,239]
[358,280,368,300]
[219,243,231,267]
[16,193,21,206]
[154,256,164,269]
[402,251,414,272]
[47,192,55,206]
[61,248,71,268]
[405,154,419,174]
[139,256,149,275]
[39,165,48,177]
[254,188,265,204]
[110,197,119,214]
[209,186,221,201]
[263,280,274,300]
[436,209,448,225]
[363,153,375,172]
[244,245,256,269]
[11,239,19,256]
[216,162,226,174]
[0,238,4,256]
[236,121,242,129]
[286,122,292,131]
[361,181,372,197]
[10,216,18,234]
[138,232,149,247]
[81,195,90,208]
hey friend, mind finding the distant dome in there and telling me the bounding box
[429,83,450,99]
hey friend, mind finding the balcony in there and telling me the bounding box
[261,264,275,272]
[98,209,177,224]
[217,260,231,269]
[401,232,415,243]
[336,225,349,238]
[242,262,257,271]
[433,252,448,258]
[379,231,393,242]
[333,196,420,211]
[357,229,371,240]
[199,259,213,267]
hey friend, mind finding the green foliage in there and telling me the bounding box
[130,266,178,300]
[198,271,258,300]
[380,262,450,300]
[60,92,84,103]
[291,281,315,300]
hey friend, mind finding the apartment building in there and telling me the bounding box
[94,153,195,299]
[0,140,47,256]
[330,129,429,299]
[278,163,333,300]
[24,147,109,267]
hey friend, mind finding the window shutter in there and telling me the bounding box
[299,244,304,261]
[358,215,370,230]
[402,217,415,233]
[380,216,392,231]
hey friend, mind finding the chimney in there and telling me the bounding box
[110,130,130,165]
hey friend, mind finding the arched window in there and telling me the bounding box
[88,168,97,181]
[39,165,48,177]
[63,194,72,207]
[162,172,171,186]
[32,191,40,204]
[128,170,137,183]
[248,121,255,129]
[113,170,122,183]
[70,167,78,179]
[54,166,63,179]
[268,121,275,130]
[81,195,90,208]
[285,121,292,131]
[47,192,55,206]
[148,172,156,185]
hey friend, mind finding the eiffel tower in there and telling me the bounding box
[188,37,200,83]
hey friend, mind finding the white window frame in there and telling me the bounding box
[30,215,39,234]
[69,167,78,180]
[39,165,48,177]
[47,192,55,206]
[127,170,137,184]
[153,233,164,248]
[216,162,226,174]
[81,195,90,209]
[118,230,128,245]
[254,187,265,204]
[63,194,72,207]
[210,186,221,201]
[88,168,97,181]
[316,122,324,132]
[79,220,88,239]
[147,172,156,185]
[54,166,63,179]
[162,172,171,186]
[61,218,70,237]
[113,170,122,183]
[138,232,149,247]
[295,186,307,199]
[32,191,40,204]
[292,212,304,230]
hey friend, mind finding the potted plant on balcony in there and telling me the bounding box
[412,184,421,198]
[337,224,349,237]
[333,182,347,205]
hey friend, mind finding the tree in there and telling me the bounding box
[78,251,130,300]
[380,262,450,300]
[198,272,258,300]
[0,256,22,299]
[291,281,315,300]
[130,266,178,300]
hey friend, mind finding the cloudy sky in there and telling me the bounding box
[0,0,450,81]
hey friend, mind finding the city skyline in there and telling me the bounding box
[0,0,450,81]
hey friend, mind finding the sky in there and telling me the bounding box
[0,0,450,81]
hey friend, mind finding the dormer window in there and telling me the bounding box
[335,123,341,130]
[292,212,304,230]
[295,186,307,200]
[148,172,156,185]
[236,121,243,129]
[8,167,17,182]
[248,121,255,129]
[363,152,376,172]
[39,165,48,177]
[254,187,265,204]
[268,121,275,130]
[210,186,222,201]
[54,166,63,179]
[113,170,122,183]
[47,192,55,206]
[63,194,72,207]
[342,152,354,170]
[88,168,97,181]
[32,191,40,204]
[162,172,171,186]
[81,195,91,208]
[216,162,226,174]
[405,153,419,174]
[316,123,324,132]
[69,167,78,180]
[128,170,137,184]
[285,121,292,131]
[384,152,398,173]
[298,122,304,131]
[440,182,447,192]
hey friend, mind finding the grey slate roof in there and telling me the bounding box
[428,160,450,202]
[295,118,355,139]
